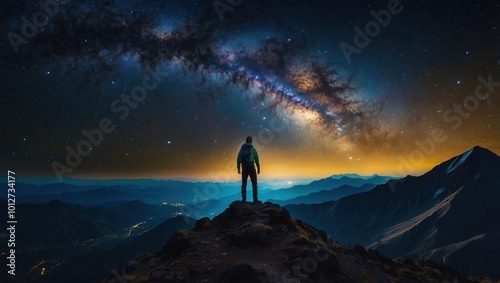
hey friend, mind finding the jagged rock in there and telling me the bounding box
[151,270,168,280]
[227,222,274,247]
[367,248,393,266]
[352,244,368,258]
[219,262,264,283]
[195,217,212,230]
[124,259,140,272]
[160,230,193,258]
[261,203,292,224]
[215,202,293,229]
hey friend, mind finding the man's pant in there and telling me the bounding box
[241,164,258,202]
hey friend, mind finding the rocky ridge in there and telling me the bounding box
[103,201,491,283]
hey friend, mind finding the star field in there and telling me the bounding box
[1,0,499,180]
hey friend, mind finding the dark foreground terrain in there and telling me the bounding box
[103,201,492,283]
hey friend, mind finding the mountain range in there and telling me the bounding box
[167,175,390,219]
[261,175,392,201]
[48,216,195,283]
[5,181,243,205]
[285,146,500,279]
[0,199,190,282]
[3,146,499,281]
[270,183,377,205]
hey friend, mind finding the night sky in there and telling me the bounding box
[1,0,499,182]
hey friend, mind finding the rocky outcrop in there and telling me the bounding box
[103,201,485,282]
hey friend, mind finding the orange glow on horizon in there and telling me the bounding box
[67,140,500,182]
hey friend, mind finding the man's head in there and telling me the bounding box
[246,136,252,143]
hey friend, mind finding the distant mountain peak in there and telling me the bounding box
[464,145,498,158]
[445,145,499,175]
[105,202,479,282]
[330,173,376,179]
[446,147,475,174]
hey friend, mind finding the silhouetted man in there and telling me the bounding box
[237,136,260,203]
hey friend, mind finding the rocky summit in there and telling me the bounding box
[103,201,489,283]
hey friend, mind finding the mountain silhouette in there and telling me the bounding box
[270,183,376,205]
[4,199,129,247]
[0,199,188,281]
[262,175,391,200]
[286,146,500,279]
[103,201,482,282]
[49,216,195,283]
[12,181,243,205]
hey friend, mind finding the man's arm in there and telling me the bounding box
[253,148,260,174]
[236,150,241,174]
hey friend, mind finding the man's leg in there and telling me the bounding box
[249,166,258,202]
[241,167,249,202]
